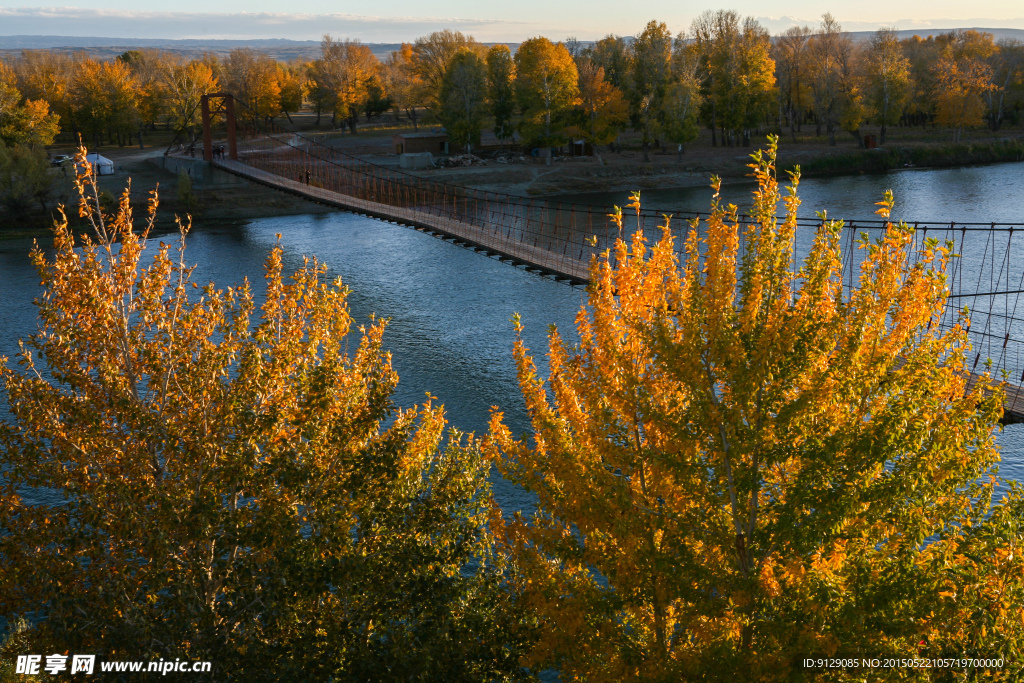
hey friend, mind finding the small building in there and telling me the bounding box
[569,139,594,157]
[393,132,450,156]
[81,153,115,176]
[399,152,435,170]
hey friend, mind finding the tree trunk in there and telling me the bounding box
[880,123,887,145]
[642,140,650,162]
[677,144,683,162]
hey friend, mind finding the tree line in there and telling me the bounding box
[1,140,1023,680]
[1,12,1022,161]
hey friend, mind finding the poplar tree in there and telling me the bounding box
[0,152,536,680]
[0,62,59,148]
[661,34,703,160]
[514,37,579,165]
[627,20,673,161]
[933,30,997,142]
[486,44,517,147]
[486,138,1024,679]
[566,57,628,164]
[865,28,912,144]
[439,50,488,154]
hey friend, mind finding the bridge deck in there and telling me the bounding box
[214,158,591,284]
[211,156,1024,425]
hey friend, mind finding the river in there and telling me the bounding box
[3,161,1024,511]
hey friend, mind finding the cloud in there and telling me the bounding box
[0,7,542,42]
[2,7,1022,43]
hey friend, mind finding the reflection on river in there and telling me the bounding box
[2,161,1023,511]
[554,160,1024,225]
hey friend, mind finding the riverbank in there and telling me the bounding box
[4,132,1022,239]
[0,148,331,240]
[796,138,1024,177]
[398,136,1024,197]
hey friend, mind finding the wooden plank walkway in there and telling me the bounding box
[212,157,1024,425]
[214,158,592,285]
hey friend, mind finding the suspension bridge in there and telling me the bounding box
[175,94,1024,423]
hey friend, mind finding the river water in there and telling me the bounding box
[2,161,1024,511]
[557,160,1024,224]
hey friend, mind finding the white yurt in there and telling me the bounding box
[83,153,115,176]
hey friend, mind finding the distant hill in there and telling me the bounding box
[0,35,322,49]
[841,28,1024,42]
[0,35,398,61]
[0,29,1020,62]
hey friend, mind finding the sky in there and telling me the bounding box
[1,2,1023,41]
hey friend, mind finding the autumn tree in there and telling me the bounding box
[835,36,867,147]
[692,11,775,147]
[565,57,627,165]
[864,28,912,144]
[0,61,59,148]
[0,150,536,679]
[411,29,482,115]
[624,21,673,161]
[807,13,857,145]
[305,59,333,127]
[660,34,703,160]
[276,61,307,122]
[360,74,391,122]
[486,137,1024,678]
[773,26,813,140]
[439,50,488,154]
[159,58,218,147]
[68,57,140,147]
[691,9,728,145]
[933,30,997,142]
[11,49,74,136]
[311,36,379,132]
[486,45,517,147]
[901,35,942,129]
[515,37,579,164]
[985,39,1024,130]
[223,48,282,123]
[116,49,167,146]
[0,142,52,217]
[986,39,1024,131]
[382,44,422,128]
[586,36,630,93]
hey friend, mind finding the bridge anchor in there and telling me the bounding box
[200,93,238,162]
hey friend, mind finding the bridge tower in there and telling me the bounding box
[200,93,238,162]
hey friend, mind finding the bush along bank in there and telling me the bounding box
[790,137,1024,177]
